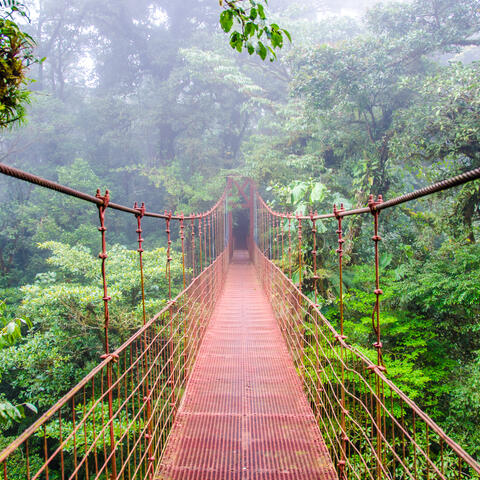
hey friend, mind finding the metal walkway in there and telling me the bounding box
[157,251,336,480]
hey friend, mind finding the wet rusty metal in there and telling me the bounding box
[2,168,480,480]
[157,251,337,480]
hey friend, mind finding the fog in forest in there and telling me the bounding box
[3,0,477,216]
[1,0,434,215]
[1,0,480,468]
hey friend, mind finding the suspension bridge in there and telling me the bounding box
[0,163,480,480]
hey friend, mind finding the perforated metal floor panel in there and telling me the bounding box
[157,251,337,480]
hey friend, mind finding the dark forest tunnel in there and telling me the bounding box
[233,208,249,250]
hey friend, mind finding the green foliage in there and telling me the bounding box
[0,0,479,467]
[0,1,39,127]
[365,0,480,51]
[395,243,480,357]
[319,241,480,444]
[219,0,291,61]
[0,299,36,425]
[289,0,480,204]
[0,399,36,423]
[268,179,351,216]
[22,241,183,332]
[389,243,480,447]
[0,241,183,409]
[0,435,42,480]
[0,329,85,409]
[391,62,480,166]
[0,298,30,347]
[448,352,480,456]
[41,399,144,456]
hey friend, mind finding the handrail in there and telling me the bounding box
[261,248,480,475]
[251,167,480,479]
[0,162,231,220]
[257,166,480,219]
[0,256,223,463]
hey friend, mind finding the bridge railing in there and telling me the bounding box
[0,256,230,480]
[0,164,233,480]
[250,168,480,480]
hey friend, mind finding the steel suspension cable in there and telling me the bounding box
[0,162,229,220]
[255,166,480,220]
[249,174,480,480]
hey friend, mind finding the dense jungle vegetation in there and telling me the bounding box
[0,0,480,469]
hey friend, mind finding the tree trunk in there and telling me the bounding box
[461,191,478,244]
[344,213,364,265]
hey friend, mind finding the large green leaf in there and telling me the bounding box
[290,182,308,204]
[310,182,327,203]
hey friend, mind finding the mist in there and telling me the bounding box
[1,0,480,471]
[0,0,415,213]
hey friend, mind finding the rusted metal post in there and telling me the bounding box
[249,180,254,254]
[288,215,292,280]
[310,212,318,307]
[191,218,196,278]
[165,213,176,417]
[96,189,118,480]
[180,215,186,289]
[198,215,203,272]
[334,203,348,479]
[297,215,303,292]
[134,202,155,479]
[368,194,386,480]
[310,212,321,418]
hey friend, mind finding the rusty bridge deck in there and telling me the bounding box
[157,251,336,480]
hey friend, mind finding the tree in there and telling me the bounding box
[390,62,480,242]
[0,0,38,127]
[1,0,289,129]
[391,62,480,167]
[286,0,480,258]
